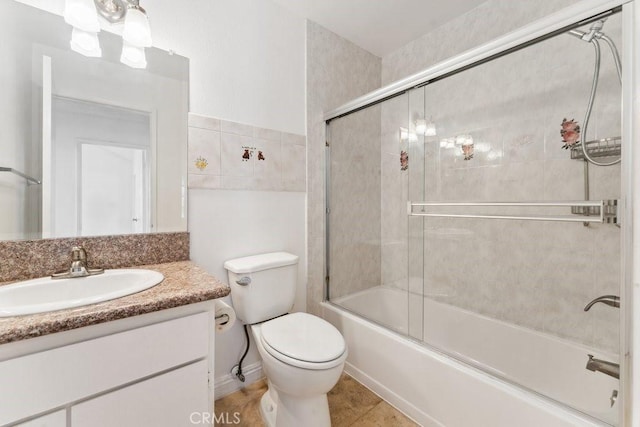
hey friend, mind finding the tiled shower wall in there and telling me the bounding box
[310,0,621,352]
[378,0,585,297]
[306,21,382,314]
[329,105,382,299]
[381,0,581,85]
[381,5,621,352]
[187,113,306,192]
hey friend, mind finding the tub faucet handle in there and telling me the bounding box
[584,295,620,311]
[610,390,618,407]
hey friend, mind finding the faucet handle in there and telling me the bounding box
[71,246,87,262]
[584,295,620,311]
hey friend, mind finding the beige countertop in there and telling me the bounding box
[0,261,230,344]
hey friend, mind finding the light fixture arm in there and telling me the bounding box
[94,0,142,23]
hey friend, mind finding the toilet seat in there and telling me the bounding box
[260,312,347,370]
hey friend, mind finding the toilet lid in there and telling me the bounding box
[260,312,346,363]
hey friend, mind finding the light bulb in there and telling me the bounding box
[70,27,102,57]
[399,128,417,142]
[123,7,152,47]
[121,41,147,69]
[64,0,100,33]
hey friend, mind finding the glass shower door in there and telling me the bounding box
[328,94,417,336]
[408,14,622,424]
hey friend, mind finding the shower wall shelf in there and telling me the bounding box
[570,137,621,160]
[408,200,618,224]
[571,199,618,223]
[0,167,41,185]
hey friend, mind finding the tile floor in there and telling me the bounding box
[214,374,417,426]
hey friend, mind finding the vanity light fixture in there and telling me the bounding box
[122,2,152,47]
[121,41,147,68]
[64,0,100,32]
[64,0,152,68]
[65,0,101,57]
[70,27,103,57]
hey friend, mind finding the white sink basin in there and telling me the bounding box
[0,269,164,317]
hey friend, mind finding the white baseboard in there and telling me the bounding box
[214,361,264,400]
[344,362,440,427]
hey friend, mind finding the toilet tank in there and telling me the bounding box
[224,252,299,324]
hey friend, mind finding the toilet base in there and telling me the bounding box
[259,387,331,427]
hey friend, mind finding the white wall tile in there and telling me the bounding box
[190,114,306,193]
[253,138,282,190]
[187,127,221,175]
[220,133,254,177]
[281,144,306,192]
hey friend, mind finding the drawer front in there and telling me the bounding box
[71,360,208,427]
[0,312,209,425]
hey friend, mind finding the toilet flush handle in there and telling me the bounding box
[236,276,251,286]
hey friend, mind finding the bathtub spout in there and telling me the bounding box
[584,295,620,311]
[586,354,619,380]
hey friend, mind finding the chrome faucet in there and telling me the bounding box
[586,354,619,380]
[584,295,620,311]
[51,246,104,279]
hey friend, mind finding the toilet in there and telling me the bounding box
[224,252,347,427]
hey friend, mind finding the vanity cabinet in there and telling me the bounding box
[0,304,215,427]
[71,361,207,427]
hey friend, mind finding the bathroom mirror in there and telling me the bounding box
[0,1,189,241]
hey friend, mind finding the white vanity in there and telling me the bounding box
[0,262,227,427]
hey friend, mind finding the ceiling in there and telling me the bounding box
[270,0,486,57]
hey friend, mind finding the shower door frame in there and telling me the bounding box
[323,0,639,424]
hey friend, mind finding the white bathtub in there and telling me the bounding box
[327,286,619,427]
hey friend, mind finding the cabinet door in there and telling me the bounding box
[0,312,208,425]
[15,410,66,427]
[71,360,208,427]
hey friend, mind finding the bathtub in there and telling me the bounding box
[326,286,619,427]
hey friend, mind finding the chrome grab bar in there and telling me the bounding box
[408,200,617,223]
[0,167,41,185]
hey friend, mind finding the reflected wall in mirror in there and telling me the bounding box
[0,0,189,241]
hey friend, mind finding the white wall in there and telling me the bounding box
[15,0,306,135]
[16,0,307,394]
[0,5,41,240]
[189,190,306,390]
